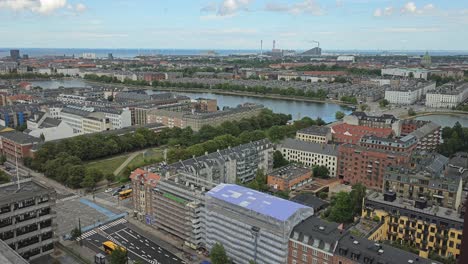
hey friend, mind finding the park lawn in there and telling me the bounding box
[117,148,163,177]
[85,155,130,174]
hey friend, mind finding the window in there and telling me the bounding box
[293,242,298,249]
[292,250,297,258]
[302,245,308,252]
[302,254,307,262]
[312,249,318,256]
[312,258,318,264]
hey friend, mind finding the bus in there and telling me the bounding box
[102,241,126,254]
[118,189,132,200]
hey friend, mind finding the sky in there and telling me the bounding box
[0,0,467,50]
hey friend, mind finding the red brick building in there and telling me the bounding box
[331,123,393,144]
[267,164,312,191]
[130,168,161,219]
[0,131,39,162]
[338,139,414,190]
[143,73,167,82]
[400,119,430,135]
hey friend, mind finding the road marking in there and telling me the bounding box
[114,233,129,242]
[142,250,146,254]
[145,243,150,247]
[165,254,169,257]
[173,257,178,261]
[151,247,155,250]
[121,229,139,240]
[136,246,140,250]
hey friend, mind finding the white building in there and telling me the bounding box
[36,68,52,75]
[27,113,75,141]
[426,83,468,108]
[56,68,80,76]
[279,138,338,177]
[384,82,436,105]
[57,94,87,105]
[337,55,355,62]
[82,53,96,59]
[381,68,431,80]
[100,108,132,129]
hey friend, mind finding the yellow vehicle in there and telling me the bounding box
[102,241,126,254]
[118,189,132,200]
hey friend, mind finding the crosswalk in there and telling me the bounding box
[59,194,80,202]
[76,218,127,241]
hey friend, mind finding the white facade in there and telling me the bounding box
[426,85,468,108]
[57,94,87,105]
[337,55,355,62]
[381,68,430,80]
[56,68,80,76]
[103,108,132,129]
[36,68,52,75]
[82,53,96,59]
[60,111,84,134]
[384,82,436,105]
[29,121,75,141]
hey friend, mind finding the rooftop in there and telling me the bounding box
[297,125,331,136]
[0,179,54,205]
[290,216,341,252]
[0,131,40,145]
[268,164,310,181]
[206,184,311,221]
[280,138,338,156]
[427,82,468,95]
[336,232,440,264]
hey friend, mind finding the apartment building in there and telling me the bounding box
[330,123,394,145]
[152,172,209,250]
[363,191,463,260]
[337,136,416,190]
[279,138,338,177]
[147,103,264,131]
[0,105,39,128]
[425,83,468,108]
[267,164,312,191]
[59,107,112,134]
[167,139,273,184]
[204,184,314,264]
[27,112,74,141]
[384,82,436,104]
[0,239,29,264]
[343,111,398,129]
[0,131,39,162]
[295,126,331,144]
[408,121,442,151]
[288,216,341,264]
[0,179,57,261]
[130,168,161,220]
[381,68,432,80]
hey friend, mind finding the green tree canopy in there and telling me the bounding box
[109,247,127,264]
[273,150,289,168]
[211,243,229,264]
[335,111,345,120]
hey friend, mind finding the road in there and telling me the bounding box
[80,219,185,264]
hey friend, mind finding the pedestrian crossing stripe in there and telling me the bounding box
[76,218,127,241]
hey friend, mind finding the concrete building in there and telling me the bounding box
[130,168,161,220]
[167,139,274,183]
[384,82,436,105]
[0,239,29,264]
[27,114,75,142]
[425,83,468,108]
[0,179,57,261]
[152,172,210,250]
[279,138,338,177]
[9,50,20,61]
[0,105,40,128]
[267,164,312,191]
[295,126,331,144]
[381,68,432,80]
[343,111,398,129]
[204,184,314,264]
[59,106,116,134]
[147,103,264,131]
[288,216,341,264]
[363,191,463,260]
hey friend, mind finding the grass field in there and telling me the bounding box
[85,155,130,174]
[116,148,164,177]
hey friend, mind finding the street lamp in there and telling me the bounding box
[250,226,260,263]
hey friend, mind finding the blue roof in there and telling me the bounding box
[206,184,311,221]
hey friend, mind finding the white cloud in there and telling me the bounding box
[0,0,69,14]
[423,4,434,11]
[218,0,253,16]
[401,2,417,14]
[383,7,393,16]
[373,8,382,17]
[265,0,323,16]
[374,6,392,17]
[75,3,86,12]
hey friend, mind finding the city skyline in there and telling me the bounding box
[1,0,467,50]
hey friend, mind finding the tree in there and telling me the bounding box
[408,108,416,116]
[313,165,329,179]
[107,95,114,101]
[211,243,229,264]
[109,247,127,264]
[80,174,97,189]
[273,150,289,168]
[335,111,345,120]
[359,104,368,111]
[350,183,367,215]
[0,170,10,184]
[379,99,389,108]
[70,227,81,240]
[39,133,45,141]
[328,192,354,223]
[0,155,6,165]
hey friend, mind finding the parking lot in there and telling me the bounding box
[95,185,133,210]
[79,219,185,264]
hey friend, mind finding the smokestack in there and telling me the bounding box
[273,40,276,50]
[260,40,263,55]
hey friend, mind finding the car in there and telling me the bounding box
[105,188,113,193]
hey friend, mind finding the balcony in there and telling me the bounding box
[17,237,57,255]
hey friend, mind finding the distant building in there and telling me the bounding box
[421,51,432,67]
[337,55,355,62]
[81,53,96,59]
[279,138,338,177]
[267,164,312,191]
[381,68,432,80]
[343,111,398,129]
[27,112,75,141]
[0,104,40,128]
[301,47,322,56]
[425,83,468,109]
[0,179,57,261]
[384,81,436,104]
[204,184,314,264]
[295,125,332,144]
[331,123,394,145]
[0,131,39,162]
[9,50,20,61]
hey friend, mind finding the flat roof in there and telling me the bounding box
[206,184,311,221]
[280,138,338,156]
[268,164,310,181]
[297,125,331,136]
[0,179,54,204]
